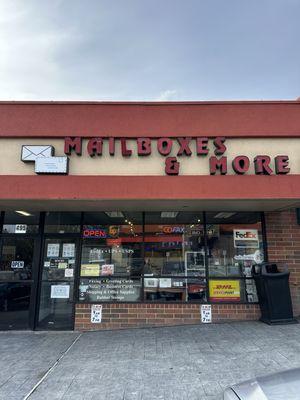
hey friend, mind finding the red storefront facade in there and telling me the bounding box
[0,100,300,331]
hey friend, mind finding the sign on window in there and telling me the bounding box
[15,224,27,234]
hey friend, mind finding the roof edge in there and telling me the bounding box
[0,100,299,106]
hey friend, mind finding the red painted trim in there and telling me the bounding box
[0,175,300,200]
[0,100,298,105]
[0,102,300,138]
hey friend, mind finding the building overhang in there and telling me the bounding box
[1,175,300,212]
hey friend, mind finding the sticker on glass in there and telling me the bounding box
[50,285,70,299]
[62,243,75,258]
[47,243,60,257]
[11,261,24,269]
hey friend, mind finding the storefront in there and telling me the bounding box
[0,100,300,330]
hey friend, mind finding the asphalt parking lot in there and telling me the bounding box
[1,321,300,400]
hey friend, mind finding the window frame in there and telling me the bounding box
[76,211,266,305]
[0,211,266,306]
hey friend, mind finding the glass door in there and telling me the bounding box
[0,237,36,329]
[37,238,78,330]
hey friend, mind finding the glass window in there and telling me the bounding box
[206,212,263,277]
[79,212,143,303]
[0,237,34,281]
[206,212,262,303]
[76,211,262,304]
[81,212,143,277]
[44,212,81,233]
[0,237,35,329]
[144,212,205,276]
[144,212,207,302]
[144,277,206,302]
[3,211,39,234]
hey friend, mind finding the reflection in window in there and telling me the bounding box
[80,212,143,278]
[44,212,81,233]
[76,211,263,304]
[3,211,39,234]
[144,212,205,277]
[144,277,206,302]
[0,238,34,281]
[143,212,207,302]
[206,212,262,303]
[206,225,263,278]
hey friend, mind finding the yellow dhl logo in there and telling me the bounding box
[215,284,234,289]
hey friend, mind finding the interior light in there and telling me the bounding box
[214,212,236,219]
[104,211,124,218]
[197,219,201,222]
[15,210,32,217]
[161,212,179,218]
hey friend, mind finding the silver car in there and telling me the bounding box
[223,368,300,399]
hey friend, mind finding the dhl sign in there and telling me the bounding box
[209,280,241,302]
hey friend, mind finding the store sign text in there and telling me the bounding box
[64,136,290,176]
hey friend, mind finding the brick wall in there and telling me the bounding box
[265,209,300,316]
[75,303,260,331]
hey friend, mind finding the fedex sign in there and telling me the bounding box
[233,229,259,249]
[234,230,258,240]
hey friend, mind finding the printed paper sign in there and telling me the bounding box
[233,229,259,249]
[91,304,102,323]
[50,285,70,299]
[15,224,27,234]
[58,262,68,269]
[47,243,60,257]
[209,280,241,302]
[81,264,100,277]
[65,268,74,278]
[62,243,75,258]
[159,278,172,288]
[144,278,159,288]
[201,305,212,323]
[11,261,24,269]
[101,264,114,276]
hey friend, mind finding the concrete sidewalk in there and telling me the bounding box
[1,322,300,400]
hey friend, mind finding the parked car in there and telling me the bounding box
[224,368,300,399]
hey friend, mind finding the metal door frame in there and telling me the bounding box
[35,233,81,330]
[0,233,41,330]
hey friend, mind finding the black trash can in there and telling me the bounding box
[253,262,297,325]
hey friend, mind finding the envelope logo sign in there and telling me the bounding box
[21,145,69,175]
[21,145,54,161]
